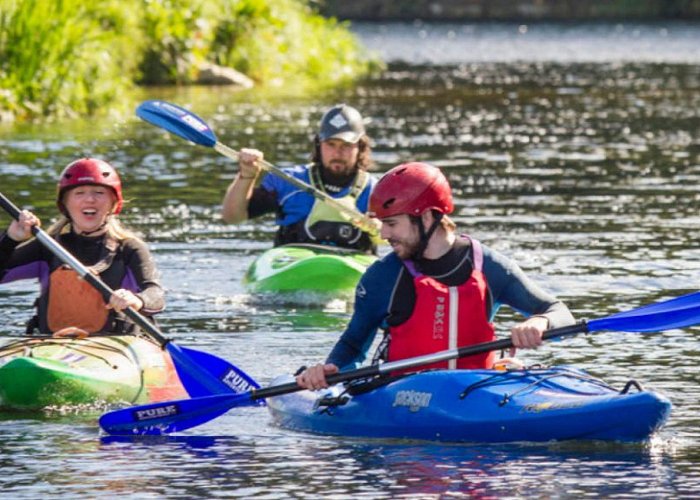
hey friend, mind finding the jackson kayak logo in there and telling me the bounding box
[133,404,179,421]
[393,390,432,412]
[222,370,255,393]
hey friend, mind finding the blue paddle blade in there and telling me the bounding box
[166,343,261,397]
[588,290,700,333]
[99,392,254,435]
[136,100,217,148]
[175,346,264,398]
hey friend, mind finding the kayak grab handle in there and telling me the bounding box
[620,380,644,394]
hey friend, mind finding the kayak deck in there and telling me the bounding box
[0,335,187,410]
[267,367,671,443]
[244,244,376,293]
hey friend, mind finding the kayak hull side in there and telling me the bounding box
[267,368,671,443]
[244,244,376,292]
[0,335,187,410]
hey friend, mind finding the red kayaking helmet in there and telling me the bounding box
[369,162,453,219]
[57,158,123,215]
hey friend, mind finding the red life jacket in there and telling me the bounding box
[387,236,496,374]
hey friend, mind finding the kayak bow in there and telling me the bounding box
[244,244,376,293]
[0,335,188,410]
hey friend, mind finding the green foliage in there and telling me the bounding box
[0,0,380,120]
[211,0,381,88]
[138,0,210,84]
[0,0,142,120]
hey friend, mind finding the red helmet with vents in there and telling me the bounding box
[57,158,123,214]
[368,162,453,219]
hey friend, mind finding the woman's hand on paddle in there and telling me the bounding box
[509,316,548,357]
[107,288,143,312]
[7,210,40,242]
[237,148,263,181]
[296,363,339,390]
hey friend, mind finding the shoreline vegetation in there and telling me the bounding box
[0,0,382,122]
[321,0,700,21]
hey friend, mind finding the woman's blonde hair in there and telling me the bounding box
[47,215,139,241]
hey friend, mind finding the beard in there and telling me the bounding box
[320,164,356,191]
[389,235,422,260]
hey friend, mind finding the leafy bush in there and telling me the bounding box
[138,0,210,84]
[0,0,142,119]
[0,0,379,120]
[211,0,380,88]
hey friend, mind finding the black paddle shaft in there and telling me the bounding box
[0,191,170,346]
[248,322,590,401]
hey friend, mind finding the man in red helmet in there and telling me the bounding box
[220,104,378,253]
[296,162,575,389]
[0,158,165,336]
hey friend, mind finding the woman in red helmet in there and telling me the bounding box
[296,162,575,389]
[0,158,164,336]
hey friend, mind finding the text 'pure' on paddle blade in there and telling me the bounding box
[99,392,258,435]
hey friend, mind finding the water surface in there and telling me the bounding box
[1,20,699,497]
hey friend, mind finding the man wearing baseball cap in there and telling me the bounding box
[221,104,377,253]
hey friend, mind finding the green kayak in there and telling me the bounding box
[0,335,188,410]
[244,244,376,293]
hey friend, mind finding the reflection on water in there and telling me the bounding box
[2,428,690,498]
[1,21,700,497]
[354,21,700,64]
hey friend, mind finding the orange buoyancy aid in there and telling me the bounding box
[46,266,109,333]
[387,237,496,374]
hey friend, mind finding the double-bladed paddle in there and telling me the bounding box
[0,192,259,398]
[99,289,700,435]
[135,100,380,237]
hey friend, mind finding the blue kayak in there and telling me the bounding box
[267,367,671,443]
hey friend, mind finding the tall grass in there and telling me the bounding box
[210,0,380,88]
[0,0,141,120]
[0,0,380,121]
[138,0,209,84]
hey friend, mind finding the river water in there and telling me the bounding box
[1,21,699,497]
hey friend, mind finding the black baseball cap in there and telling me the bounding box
[318,104,366,143]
